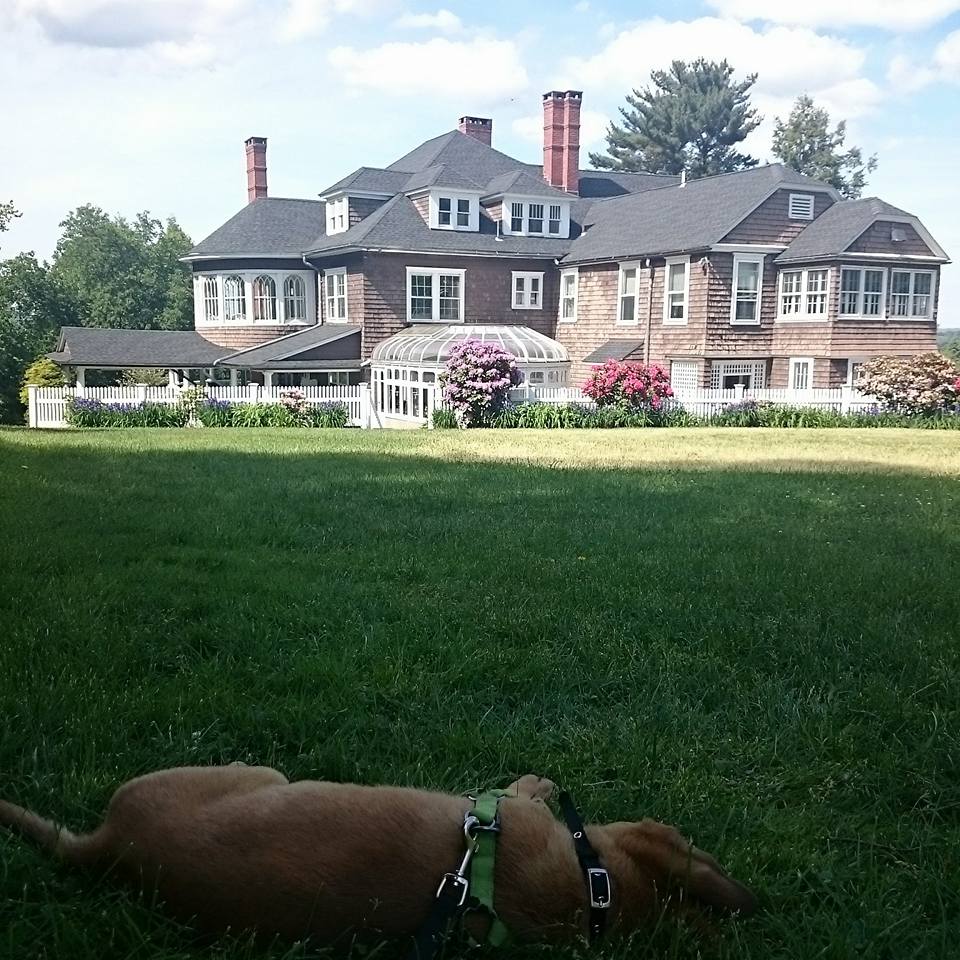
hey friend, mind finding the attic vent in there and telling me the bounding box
[788,193,815,220]
[891,226,907,243]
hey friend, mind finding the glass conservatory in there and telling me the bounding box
[369,324,570,422]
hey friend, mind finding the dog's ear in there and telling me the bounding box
[617,820,758,916]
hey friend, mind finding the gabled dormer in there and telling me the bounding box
[481,170,573,239]
[318,167,412,236]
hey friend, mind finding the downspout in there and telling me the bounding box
[643,258,653,365]
[302,254,320,325]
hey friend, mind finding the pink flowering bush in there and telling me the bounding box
[582,360,674,410]
[439,339,522,427]
[858,353,960,415]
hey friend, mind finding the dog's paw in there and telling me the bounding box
[508,774,556,801]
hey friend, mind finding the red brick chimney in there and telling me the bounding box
[245,136,267,203]
[458,116,492,146]
[543,90,582,194]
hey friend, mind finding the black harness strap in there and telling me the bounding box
[558,791,612,943]
[407,872,471,960]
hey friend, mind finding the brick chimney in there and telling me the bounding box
[543,90,582,194]
[458,116,492,146]
[245,136,267,203]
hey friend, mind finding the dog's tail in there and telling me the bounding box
[0,797,108,867]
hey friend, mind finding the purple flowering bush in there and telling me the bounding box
[439,339,521,427]
[65,398,188,428]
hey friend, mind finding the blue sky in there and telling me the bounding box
[2,0,959,326]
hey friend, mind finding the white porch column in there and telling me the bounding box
[229,368,238,387]
[75,367,86,389]
[167,369,179,388]
[263,371,274,392]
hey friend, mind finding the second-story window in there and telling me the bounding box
[284,275,307,322]
[324,268,348,321]
[435,196,474,230]
[326,197,348,235]
[202,276,219,322]
[890,269,935,318]
[663,257,689,324]
[407,268,465,322]
[512,271,543,310]
[559,269,578,322]
[223,275,246,322]
[618,264,638,325]
[840,267,885,317]
[805,269,828,315]
[252,275,277,322]
[731,255,763,324]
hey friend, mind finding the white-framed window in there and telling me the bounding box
[839,267,885,317]
[670,360,699,392]
[431,194,477,231]
[548,204,562,234]
[559,268,578,322]
[324,268,348,321]
[777,268,831,320]
[710,360,767,390]
[731,254,763,324]
[326,197,348,235]
[618,263,640,325]
[847,358,867,389]
[512,271,543,310]
[202,276,219,322]
[283,275,307,322]
[525,368,567,385]
[890,269,935,318]
[663,256,689,324]
[223,275,246,322]
[789,357,813,390]
[406,267,465,322]
[252,275,277,322]
[788,193,815,220]
[504,197,569,237]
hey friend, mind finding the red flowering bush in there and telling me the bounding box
[858,353,960,415]
[439,338,522,427]
[582,360,674,410]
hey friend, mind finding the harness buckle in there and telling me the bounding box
[435,871,471,908]
[587,868,611,910]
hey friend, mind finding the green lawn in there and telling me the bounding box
[1,428,958,960]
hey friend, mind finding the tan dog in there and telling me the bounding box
[0,764,757,946]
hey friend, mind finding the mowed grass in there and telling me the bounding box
[1,427,958,960]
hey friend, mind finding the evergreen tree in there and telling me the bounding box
[589,59,761,177]
[772,95,877,199]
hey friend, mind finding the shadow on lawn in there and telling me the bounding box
[0,438,958,959]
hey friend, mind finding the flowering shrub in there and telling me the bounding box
[279,388,311,426]
[65,398,188,428]
[439,339,521,427]
[581,360,674,410]
[858,353,960,414]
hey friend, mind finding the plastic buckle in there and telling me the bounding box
[436,872,470,908]
[587,868,611,909]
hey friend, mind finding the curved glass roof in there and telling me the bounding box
[370,325,570,366]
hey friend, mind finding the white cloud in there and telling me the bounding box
[394,9,463,33]
[935,29,960,80]
[275,0,387,42]
[329,37,529,102]
[512,108,609,150]
[886,30,960,93]
[705,0,960,31]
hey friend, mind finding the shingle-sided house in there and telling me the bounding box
[51,90,949,409]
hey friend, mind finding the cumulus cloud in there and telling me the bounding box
[328,37,529,102]
[886,30,960,93]
[705,0,960,31]
[394,9,463,33]
[275,0,388,42]
[935,29,960,80]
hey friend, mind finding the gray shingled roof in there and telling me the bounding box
[562,164,839,264]
[483,168,571,200]
[319,167,412,197]
[305,194,580,257]
[49,327,226,367]
[402,163,486,192]
[583,339,645,363]
[187,198,326,258]
[775,197,936,263]
[388,130,528,181]
[576,170,680,198]
[220,324,360,367]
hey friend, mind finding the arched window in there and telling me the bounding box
[283,275,307,322]
[223,276,246,322]
[252,275,277,322]
[202,276,219,322]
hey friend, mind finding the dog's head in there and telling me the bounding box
[609,818,758,917]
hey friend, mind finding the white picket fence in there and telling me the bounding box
[28,384,369,429]
[28,382,879,429]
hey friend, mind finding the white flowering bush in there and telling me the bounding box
[858,354,960,415]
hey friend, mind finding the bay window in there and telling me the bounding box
[805,269,828,315]
[252,275,277,322]
[202,276,219,322]
[512,271,543,310]
[559,269,578,322]
[406,267,465,322]
[777,268,831,319]
[890,269,935,318]
[324,268,348,321]
[731,254,763,324]
[223,276,246,322]
[840,267,885,317]
[618,263,639,325]
[283,275,307,322]
[663,257,689,324]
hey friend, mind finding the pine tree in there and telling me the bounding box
[589,59,761,177]
[772,95,877,199]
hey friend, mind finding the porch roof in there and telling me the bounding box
[48,327,225,368]
[582,339,645,363]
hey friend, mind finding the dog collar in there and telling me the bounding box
[558,791,612,943]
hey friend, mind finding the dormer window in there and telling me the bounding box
[788,193,815,220]
[429,193,478,231]
[326,197,348,235]
[503,196,570,238]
